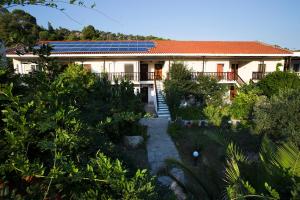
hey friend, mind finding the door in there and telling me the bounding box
[155,64,163,80]
[230,64,238,80]
[140,64,148,81]
[217,64,224,80]
[141,87,148,103]
[230,85,237,100]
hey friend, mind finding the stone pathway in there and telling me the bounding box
[140,118,184,186]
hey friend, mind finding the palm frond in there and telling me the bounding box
[273,143,300,176]
[260,137,300,177]
[226,143,248,163]
[224,158,241,184]
[203,130,228,147]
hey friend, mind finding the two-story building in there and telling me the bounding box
[6,40,293,117]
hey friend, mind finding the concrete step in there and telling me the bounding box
[158,108,169,111]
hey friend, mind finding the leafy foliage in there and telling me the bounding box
[0,8,165,47]
[203,104,230,127]
[168,62,191,80]
[164,63,227,120]
[253,88,300,146]
[257,71,300,97]
[0,64,155,199]
[194,75,226,106]
[225,138,300,200]
[0,9,40,46]
[229,84,262,120]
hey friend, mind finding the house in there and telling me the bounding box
[291,51,300,74]
[6,40,293,117]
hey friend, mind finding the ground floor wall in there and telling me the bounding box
[12,57,286,84]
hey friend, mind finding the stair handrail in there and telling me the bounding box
[235,72,246,86]
[153,76,158,113]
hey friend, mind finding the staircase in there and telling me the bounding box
[155,81,171,118]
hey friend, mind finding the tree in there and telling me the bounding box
[168,62,191,80]
[253,88,300,146]
[194,76,226,106]
[0,65,155,199]
[0,9,40,46]
[47,21,54,33]
[257,71,300,98]
[39,30,50,40]
[229,84,262,120]
[82,25,97,40]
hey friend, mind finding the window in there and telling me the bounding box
[293,64,300,72]
[258,64,266,72]
[124,64,134,80]
[83,64,92,72]
[124,64,134,73]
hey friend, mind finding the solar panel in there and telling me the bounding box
[41,41,155,53]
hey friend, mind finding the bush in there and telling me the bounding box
[194,76,227,106]
[204,105,230,127]
[229,85,262,120]
[253,88,300,146]
[0,64,156,199]
[169,62,191,80]
[257,71,300,97]
[177,106,204,120]
[167,123,182,139]
[164,80,183,120]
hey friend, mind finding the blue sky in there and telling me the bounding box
[10,0,300,49]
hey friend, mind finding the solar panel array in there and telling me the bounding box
[45,41,155,53]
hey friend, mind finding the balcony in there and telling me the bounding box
[252,72,270,80]
[95,72,155,81]
[190,72,238,81]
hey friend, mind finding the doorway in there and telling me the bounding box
[230,64,239,80]
[140,64,148,81]
[230,85,237,100]
[141,87,148,103]
[155,64,163,80]
[217,64,224,80]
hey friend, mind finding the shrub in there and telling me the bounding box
[257,71,300,97]
[167,123,182,139]
[253,88,300,146]
[229,85,262,120]
[204,105,230,127]
[169,62,191,80]
[177,106,203,120]
[164,80,183,119]
[194,76,227,106]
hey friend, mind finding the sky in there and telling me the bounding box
[9,0,300,49]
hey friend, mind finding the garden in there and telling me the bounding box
[164,63,300,200]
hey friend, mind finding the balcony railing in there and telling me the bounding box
[252,72,270,80]
[190,72,238,81]
[95,72,155,81]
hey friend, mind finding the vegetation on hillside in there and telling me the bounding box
[0,8,165,47]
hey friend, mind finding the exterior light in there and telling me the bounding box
[192,150,200,166]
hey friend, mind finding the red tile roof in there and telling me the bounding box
[6,40,292,55]
[149,40,291,54]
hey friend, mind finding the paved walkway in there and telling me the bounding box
[140,118,184,186]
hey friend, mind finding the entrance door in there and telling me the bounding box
[230,85,237,100]
[141,87,148,103]
[140,64,148,81]
[217,64,224,80]
[155,64,163,80]
[230,64,238,80]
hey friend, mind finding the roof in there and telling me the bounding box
[6,40,292,56]
[149,41,292,55]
